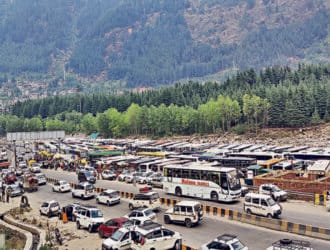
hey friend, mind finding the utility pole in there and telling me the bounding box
[13,139,17,169]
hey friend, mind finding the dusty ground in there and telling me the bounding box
[167,123,330,147]
[6,197,102,250]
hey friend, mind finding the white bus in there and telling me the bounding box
[163,162,241,202]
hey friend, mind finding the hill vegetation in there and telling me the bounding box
[5,64,330,138]
[0,0,329,93]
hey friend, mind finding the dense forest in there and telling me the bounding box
[3,64,330,137]
[0,0,329,91]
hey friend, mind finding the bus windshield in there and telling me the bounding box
[227,170,241,191]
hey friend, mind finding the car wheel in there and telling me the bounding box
[107,200,110,206]
[52,187,55,192]
[98,231,104,238]
[96,199,99,204]
[267,213,273,218]
[81,194,84,199]
[58,213,62,220]
[39,210,42,216]
[210,191,218,201]
[185,218,192,228]
[164,215,171,224]
[47,212,51,218]
[88,225,93,233]
[246,209,252,214]
[175,187,182,197]
[129,203,134,210]
[76,221,81,229]
[173,240,181,250]
[72,193,75,198]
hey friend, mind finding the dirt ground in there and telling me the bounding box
[167,123,330,147]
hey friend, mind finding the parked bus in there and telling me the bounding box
[163,162,241,202]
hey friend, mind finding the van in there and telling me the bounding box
[243,193,282,218]
[78,170,96,184]
[128,191,161,211]
[72,182,96,199]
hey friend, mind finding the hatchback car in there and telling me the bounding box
[39,200,60,217]
[124,207,157,222]
[96,189,120,206]
[101,170,117,180]
[52,180,71,193]
[98,217,132,238]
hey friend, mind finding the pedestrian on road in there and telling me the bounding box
[2,184,5,202]
[5,186,10,203]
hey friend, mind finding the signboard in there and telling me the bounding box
[6,131,65,141]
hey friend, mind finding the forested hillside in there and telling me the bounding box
[5,64,330,137]
[0,0,329,93]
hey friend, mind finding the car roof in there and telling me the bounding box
[176,200,201,206]
[103,189,118,193]
[215,234,239,243]
[111,217,129,223]
[135,222,164,234]
[245,193,271,199]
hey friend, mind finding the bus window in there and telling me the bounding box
[191,170,200,180]
[173,168,182,178]
[210,172,220,186]
[182,169,190,178]
[220,173,228,189]
[201,171,208,180]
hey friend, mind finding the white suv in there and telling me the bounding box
[39,200,60,218]
[128,191,161,211]
[164,200,203,228]
[96,189,120,206]
[198,234,248,250]
[259,183,288,201]
[76,206,105,233]
[102,222,182,250]
[72,182,96,199]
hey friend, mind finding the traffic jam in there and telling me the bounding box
[1,137,329,250]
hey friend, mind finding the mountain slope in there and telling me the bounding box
[0,0,329,91]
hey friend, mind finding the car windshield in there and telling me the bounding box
[194,204,201,212]
[122,221,133,227]
[271,186,281,192]
[60,181,68,185]
[85,171,92,177]
[232,240,246,250]
[91,210,103,218]
[109,191,119,198]
[86,184,94,190]
[227,170,241,190]
[110,229,124,241]
[267,197,276,206]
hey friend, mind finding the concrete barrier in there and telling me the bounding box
[314,191,328,206]
[181,245,196,250]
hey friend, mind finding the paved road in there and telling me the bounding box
[26,183,330,250]
[43,169,330,229]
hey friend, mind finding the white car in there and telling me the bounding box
[102,222,182,250]
[101,170,117,180]
[30,163,41,173]
[96,189,120,206]
[266,239,312,250]
[72,182,96,199]
[136,172,154,184]
[76,206,105,233]
[124,207,157,222]
[259,183,288,201]
[39,200,60,218]
[52,180,71,193]
[35,173,47,185]
[198,234,248,250]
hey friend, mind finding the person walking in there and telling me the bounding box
[5,185,10,203]
[2,184,5,203]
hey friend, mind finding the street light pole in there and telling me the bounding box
[13,139,17,169]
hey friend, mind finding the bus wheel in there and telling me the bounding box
[175,187,182,197]
[210,191,218,201]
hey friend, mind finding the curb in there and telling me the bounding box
[0,218,33,250]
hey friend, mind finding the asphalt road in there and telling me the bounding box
[42,169,330,229]
[25,182,330,250]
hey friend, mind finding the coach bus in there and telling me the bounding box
[163,162,241,202]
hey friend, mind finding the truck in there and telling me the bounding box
[23,173,38,192]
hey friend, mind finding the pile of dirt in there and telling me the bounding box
[167,123,330,147]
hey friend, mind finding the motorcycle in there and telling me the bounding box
[55,228,63,245]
